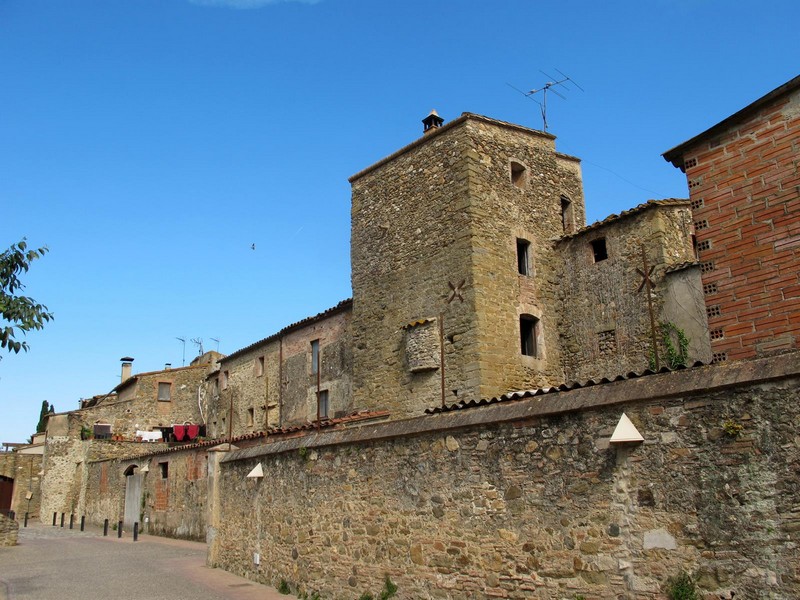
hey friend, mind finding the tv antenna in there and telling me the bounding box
[176,337,186,367]
[210,337,220,353]
[190,337,204,356]
[508,69,583,132]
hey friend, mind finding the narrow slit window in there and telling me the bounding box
[317,390,329,420]
[510,161,527,189]
[591,238,608,262]
[516,239,531,275]
[311,339,320,375]
[520,315,539,357]
[561,196,574,233]
[159,462,169,479]
[247,408,254,427]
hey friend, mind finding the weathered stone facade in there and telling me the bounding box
[211,353,800,600]
[0,513,18,546]
[206,300,353,439]
[0,450,42,519]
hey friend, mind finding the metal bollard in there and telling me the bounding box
[24,512,28,527]
[117,520,123,538]
[80,515,85,531]
[69,514,74,529]
[103,518,109,536]
[53,512,57,526]
[133,522,138,542]
[60,513,65,528]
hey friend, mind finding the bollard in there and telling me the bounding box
[133,522,138,542]
[117,520,123,538]
[9,511,14,521]
[24,512,28,527]
[69,514,74,530]
[53,512,57,526]
[80,515,85,531]
[60,513,65,528]
[103,518,109,536]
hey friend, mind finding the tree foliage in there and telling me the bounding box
[36,400,54,433]
[0,238,53,353]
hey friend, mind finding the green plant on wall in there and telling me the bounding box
[649,322,690,370]
[278,579,291,594]
[666,571,700,600]
[722,419,744,437]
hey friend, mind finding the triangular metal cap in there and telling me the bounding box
[610,413,644,443]
[139,464,149,473]
[246,463,264,478]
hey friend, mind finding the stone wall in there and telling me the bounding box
[0,451,42,518]
[350,114,588,418]
[557,201,710,381]
[211,352,800,600]
[207,303,353,439]
[0,513,18,546]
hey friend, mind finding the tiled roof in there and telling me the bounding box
[559,199,690,241]
[221,299,353,363]
[424,361,707,415]
[664,261,700,274]
[125,409,389,458]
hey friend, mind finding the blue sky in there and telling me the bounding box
[1,0,797,442]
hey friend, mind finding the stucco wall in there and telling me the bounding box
[211,353,800,600]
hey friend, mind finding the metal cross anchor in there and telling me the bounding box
[636,246,661,370]
[447,280,466,304]
[636,264,656,293]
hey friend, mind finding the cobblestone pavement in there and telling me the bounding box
[0,522,286,600]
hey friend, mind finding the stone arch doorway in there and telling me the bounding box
[123,466,143,529]
[0,475,13,516]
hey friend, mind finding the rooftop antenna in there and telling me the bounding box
[210,337,220,353]
[508,69,583,132]
[176,337,186,367]
[190,337,204,356]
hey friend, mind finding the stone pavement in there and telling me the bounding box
[0,521,286,600]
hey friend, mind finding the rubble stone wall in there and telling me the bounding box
[211,353,800,600]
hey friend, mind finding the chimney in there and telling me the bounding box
[120,357,134,382]
[164,363,171,370]
[422,109,444,134]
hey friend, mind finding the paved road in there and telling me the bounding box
[0,522,286,600]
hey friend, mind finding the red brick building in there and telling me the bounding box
[663,75,800,362]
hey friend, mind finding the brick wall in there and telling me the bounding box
[679,86,800,360]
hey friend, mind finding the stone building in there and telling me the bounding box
[663,74,800,361]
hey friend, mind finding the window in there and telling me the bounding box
[247,408,254,427]
[510,161,527,189]
[317,390,329,420]
[311,339,320,375]
[159,462,169,479]
[561,196,574,233]
[516,239,531,275]
[520,315,539,357]
[222,370,229,390]
[157,382,171,402]
[255,356,265,377]
[590,238,608,262]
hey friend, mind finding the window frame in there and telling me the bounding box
[516,238,531,275]
[157,381,172,402]
[520,315,540,358]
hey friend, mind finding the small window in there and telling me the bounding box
[317,390,329,420]
[591,238,608,262]
[561,196,574,233]
[157,382,171,402]
[520,315,539,357]
[222,370,229,389]
[255,356,265,377]
[311,339,320,375]
[159,462,169,479]
[247,407,254,427]
[510,161,527,189]
[516,239,531,275]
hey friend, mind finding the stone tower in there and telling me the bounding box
[349,113,585,418]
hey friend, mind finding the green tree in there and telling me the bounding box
[36,400,54,433]
[0,238,53,353]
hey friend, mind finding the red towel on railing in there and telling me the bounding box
[173,425,186,441]
[186,424,200,440]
